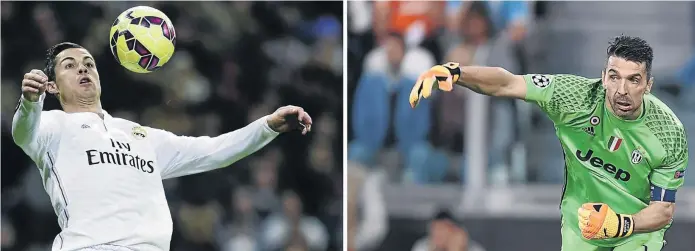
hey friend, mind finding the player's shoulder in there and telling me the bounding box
[548,74,602,87]
[643,94,687,156]
[41,109,67,122]
[110,116,142,128]
[536,74,603,112]
[643,94,686,132]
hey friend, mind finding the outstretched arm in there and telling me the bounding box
[455,66,527,99]
[154,106,312,179]
[408,63,532,109]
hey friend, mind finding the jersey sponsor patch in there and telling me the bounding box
[131,126,147,140]
[590,116,600,126]
[630,149,642,164]
[675,170,685,179]
[531,74,551,88]
[607,136,623,152]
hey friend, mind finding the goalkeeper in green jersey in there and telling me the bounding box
[409,35,688,251]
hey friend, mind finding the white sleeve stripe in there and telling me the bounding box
[48,152,70,227]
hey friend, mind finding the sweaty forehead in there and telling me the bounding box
[56,48,93,62]
[607,56,646,76]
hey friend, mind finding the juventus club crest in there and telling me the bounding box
[631,149,643,164]
[607,136,623,152]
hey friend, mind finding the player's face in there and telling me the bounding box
[429,220,451,247]
[602,56,653,120]
[50,48,101,102]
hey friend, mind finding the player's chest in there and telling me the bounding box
[60,115,156,158]
[557,113,655,180]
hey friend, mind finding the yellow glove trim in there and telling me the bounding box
[578,203,634,240]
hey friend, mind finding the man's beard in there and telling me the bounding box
[610,95,640,119]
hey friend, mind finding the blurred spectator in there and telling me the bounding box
[347,162,388,251]
[411,210,485,251]
[260,190,329,251]
[348,1,534,185]
[217,186,261,251]
[251,149,283,218]
[1,2,342,250]
[349,30,451,184]
[373,1,446,61]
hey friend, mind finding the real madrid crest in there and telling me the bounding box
[631,149,643,164]
[132,126,147,140]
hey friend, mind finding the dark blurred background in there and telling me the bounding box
[346,1,695,251]
[1,1,343,251]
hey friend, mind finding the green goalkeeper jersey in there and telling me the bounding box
[522,74,689,247]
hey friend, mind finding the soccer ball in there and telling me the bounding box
[109,6,176,73]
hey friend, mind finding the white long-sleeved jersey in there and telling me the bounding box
[11,93,279,251]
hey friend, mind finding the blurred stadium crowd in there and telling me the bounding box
[1,1,343,251]
[347,1,693,251]
[347,0,695,186]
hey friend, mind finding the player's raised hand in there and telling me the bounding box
[21,69,48,102]
[409,62,461,108]
[266,105,313,135]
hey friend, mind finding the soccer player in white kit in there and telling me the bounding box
[12,42,314,251]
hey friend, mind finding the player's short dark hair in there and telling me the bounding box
[432,208,456,223]
[44,42,85,82]
[606,35,654,77]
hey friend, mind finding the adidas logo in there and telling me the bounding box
[583,127,595,136]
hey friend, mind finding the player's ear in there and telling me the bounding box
[646,77,654,94]
[46,81,59,95]
[601,70,607,88]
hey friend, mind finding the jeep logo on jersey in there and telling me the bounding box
[630,149,643,164]
[531,75,551,88]
[576,149,631,181]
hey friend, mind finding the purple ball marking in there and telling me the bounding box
[148,56,160,70]
[139,19,150,28]
[126,39,136,50]
[133,40,150,55]
[145,16,163,25]
[161,21,171,40]
[121,30,134,40]
[130,17,141,25]
[139,55,152,68]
